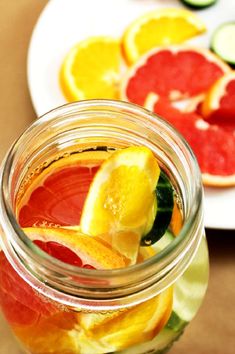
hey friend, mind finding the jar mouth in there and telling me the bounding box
[0,99,203,308]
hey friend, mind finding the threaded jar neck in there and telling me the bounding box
[0,100,203,310]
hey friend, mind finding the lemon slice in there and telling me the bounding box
[60,36,121,101]
[80,147,160,263]
[122,8,206,64]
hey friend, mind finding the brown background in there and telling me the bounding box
[0,1,234,353]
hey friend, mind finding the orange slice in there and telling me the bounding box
[13,312,80,354]
[80,146,160,264]
[24,227,127,269]
[84,287,173,351]
[122,8,206,65]
[60,36,121,101]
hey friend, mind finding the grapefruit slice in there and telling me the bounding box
[60,36,121,101]
[0,227,126,326]
[0,251,58,326]
[121,46,230,106]
[122,8,206,64]
[144,93,235,187]
[24,227,127,270]
[201,71,235,129]
[17,150,109,228]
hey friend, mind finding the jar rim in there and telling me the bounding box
[0,99,204,309]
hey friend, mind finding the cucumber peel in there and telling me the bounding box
[166,311,188,332]
[141,171,174,246]
[181,0,217,9]
[211,22,235,66]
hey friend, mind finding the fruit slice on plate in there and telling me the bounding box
[201,71,235,129]
[121,46,230,106]
[122,8,206,65]
[60,36,121,101]
[211,22,235,66]
[17,150,109,228]
[83,287,173,351]
[144,93,235,187]
[80,146,160,264]
[181,0,217,9]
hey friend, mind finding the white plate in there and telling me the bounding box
[27,0,235,230]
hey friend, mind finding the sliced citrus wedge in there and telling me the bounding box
[80,147,160,263]
[17,150,109,228]
[85,287,173,351]
[201,71,235,125]
[13,312,80,354]
[122,8,206,64]
[24,227,127,269]
[144,93,235,187]
[122,46,230,106]
[60,36,121,101]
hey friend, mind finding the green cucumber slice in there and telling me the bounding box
[120,327,182,354]
[166,311,188,332]
[211,22,235,65]
[141,171,174,246]
[154,230,174,252]
[181,0,217,9]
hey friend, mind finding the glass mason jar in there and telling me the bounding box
[0,100,208,354]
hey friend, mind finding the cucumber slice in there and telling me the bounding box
[154,230,174,252]
[166,311,188,332]
[120,327,182,354]
[141,171,174,246]
[181,0,217,9]
[211,22,235,66]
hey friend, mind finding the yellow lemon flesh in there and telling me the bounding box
[60,36,121,101]
[122,8,206,64]
[80,146,160,264]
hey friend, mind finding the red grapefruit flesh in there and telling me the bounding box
[0,252,58,326]
[18,164,99,227]
[17,151,110,227]
[122,46,230,106]
[0,223,128,326]
[150,96,235,186]
[0,241,95,326]
[201,72,235,131]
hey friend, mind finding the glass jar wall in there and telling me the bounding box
[0,100,208,354]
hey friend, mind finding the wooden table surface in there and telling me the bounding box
[0,1,234,354]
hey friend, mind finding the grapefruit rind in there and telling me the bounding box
[23,227,127,269]
[202,173,235,187]
[122,8,206,64]
[201,71,235,117]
